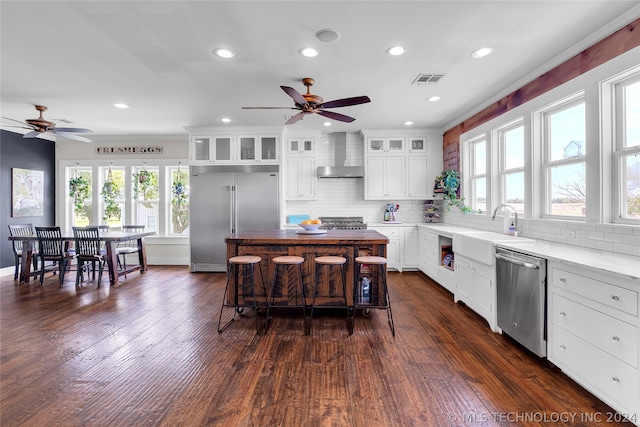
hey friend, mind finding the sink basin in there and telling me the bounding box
[452,231,532,265]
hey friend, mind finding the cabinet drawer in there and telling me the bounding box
[552,294,638,367]
[421,231,437,243]
[552,267,638,316]
[376,228,401,238]
[551,325,638,413]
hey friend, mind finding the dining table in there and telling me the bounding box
[8,229,155,286]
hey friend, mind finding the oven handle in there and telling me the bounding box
[495,252,539,269]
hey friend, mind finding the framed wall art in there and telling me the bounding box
[12,168,44,217]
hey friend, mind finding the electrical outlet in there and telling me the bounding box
[567,230,576,238]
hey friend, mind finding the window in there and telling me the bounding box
[68,167,92,226]
[615,74,640,221]
[169,166,190,235]
[133,166,159,231]
[469,137,487,212]
[498,121,525,214]
[63,160,188,237]
[101,166,125,227]
[542,96,586,217]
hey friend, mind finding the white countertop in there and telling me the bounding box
[415,223,640,281]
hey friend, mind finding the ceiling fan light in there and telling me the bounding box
[214,48,235,59]
[386,46,406,56]
[471,47,493,58]
[299,47,320,57]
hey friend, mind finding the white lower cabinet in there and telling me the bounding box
[403,227,418,268]
[370,227,402,271]
[548,261,639,422]
[454,255,497,332]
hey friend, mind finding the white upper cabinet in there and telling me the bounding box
[287,137,315,156]
[366,137,405,154]
[237,135,279,163]
[190,135,234,164]
[407,137,427,153]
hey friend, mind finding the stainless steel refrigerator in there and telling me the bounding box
[189,164,280,272]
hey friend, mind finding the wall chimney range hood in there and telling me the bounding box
[317,132,364,178]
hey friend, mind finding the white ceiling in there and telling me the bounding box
[1,1,639,140]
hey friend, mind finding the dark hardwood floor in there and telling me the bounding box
[1,266,633,426]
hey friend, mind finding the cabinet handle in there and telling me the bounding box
[559,278,566,283]
[559,311,566,317]
[559,345,566,350]
[612,377,620,384]
[612,336,620,342]
[611,295,620,302]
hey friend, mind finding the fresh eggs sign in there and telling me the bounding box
[95,146,163,154]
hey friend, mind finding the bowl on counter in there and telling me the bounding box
[298,222,322,231]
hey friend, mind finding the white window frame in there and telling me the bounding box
[59,159,188,238]
[539,92,586,219]
[611,70,640,223]
[496,118,525,215]
[461,134,488,213]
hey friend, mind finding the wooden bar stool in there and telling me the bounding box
[309,256,353,335]
[218,255,266,334]
[354,256,395,336]
[265,256,306,334]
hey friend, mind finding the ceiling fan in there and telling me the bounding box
[1,105,93,142]
[242,77,371,125]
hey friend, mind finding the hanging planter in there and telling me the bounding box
[171,167,189,234]
[133,168,157,208]
[434,169,472,213]
[69,174,90,216]
[101,171,121,222]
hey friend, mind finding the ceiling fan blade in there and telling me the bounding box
[242,107,298,110]
[23,130,42,138]
[281,86,309,107]
[1,116,30,126]
[55,132,94,143]
[317,110,356,123]
[285,112,308,125]
[52,127,93,134]
[320,96,371,109]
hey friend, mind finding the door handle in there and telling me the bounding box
[495,253,539,269]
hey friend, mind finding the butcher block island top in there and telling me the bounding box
[225,229,389,245]
[225,229,389,308]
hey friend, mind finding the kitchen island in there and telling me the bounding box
[225,229,388,307]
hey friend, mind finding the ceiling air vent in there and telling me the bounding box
[412,73,445,85]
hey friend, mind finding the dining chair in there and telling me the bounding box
[117,225,145,273]
[34,226,71,286]
[8,223,37,281]
[72,226,107,288]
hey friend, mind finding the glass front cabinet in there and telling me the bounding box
[190,135,233,164]
[237,135,279,163]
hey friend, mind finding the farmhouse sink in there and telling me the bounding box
[452,231,533,265]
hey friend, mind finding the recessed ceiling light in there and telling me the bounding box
[315,29,341,43]
[299,47,320,57]
[471,47,493,59]
[323,121,332,127]
[213,48,235,59]
[386,46,406,56]
[427,96,440,102]
[404,121,413,126]
[221,118,231,123]
[114,103,129,109]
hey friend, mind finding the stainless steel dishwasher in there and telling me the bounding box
[495,248,547,357]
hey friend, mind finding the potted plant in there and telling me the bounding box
[435,169,472,212]
[133,169,158,208]
[101,178,121,222]
[69,174,90,216]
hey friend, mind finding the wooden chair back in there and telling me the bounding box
[34,226,65,258]
[8,223,34,254]
[72,226,102,258]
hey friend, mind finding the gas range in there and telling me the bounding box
[318,216,367,230]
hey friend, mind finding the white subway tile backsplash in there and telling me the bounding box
[595,240,613,251]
